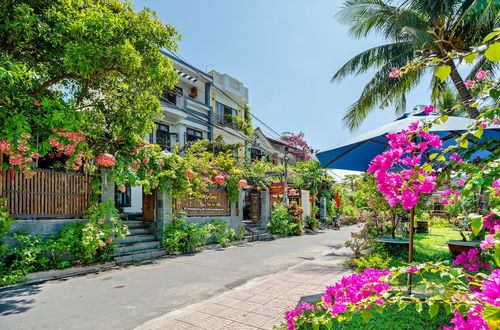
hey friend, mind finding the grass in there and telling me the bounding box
[330,304,452,329]
[413,227,461,262]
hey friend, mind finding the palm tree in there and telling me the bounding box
[332,0,499,130]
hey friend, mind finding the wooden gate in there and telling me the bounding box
[250,190,261,222]
[0,169,91,219]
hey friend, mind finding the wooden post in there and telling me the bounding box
[407,207,415,294]
[391,208,396,238]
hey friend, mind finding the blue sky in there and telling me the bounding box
[132,0,431,150]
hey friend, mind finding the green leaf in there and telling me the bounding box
[441,115,449,123]
[429,153,439,160]
[459,139,468,149]
[482,303,500,322]
[361,309,372,323]
[464,52,477,64]
[474,125,484,139]
[483,31,499,42]
[444,304,452,315]
[485,43,500,62]
[470,215,483,235]
[437,156,446,162]
[495,244,500,267]
[415,303,423,313]
[429,304,439,318]
[489,88,500,99]
[312,317,319,330]
[435,65,451,82]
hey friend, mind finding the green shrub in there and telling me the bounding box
[206,219,235,248]
[305,216,321,231]
[163,212,211,254]
[267,203,293,235]
[355,252,391,273]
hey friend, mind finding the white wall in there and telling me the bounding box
[122,185,143,214]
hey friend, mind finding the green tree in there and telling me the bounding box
[0,0,180,167]
[332,0,499,130]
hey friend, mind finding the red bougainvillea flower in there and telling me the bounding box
[96,153,116,167]
[106,237,113,244]
[213,174,225,185]
[33,101,41,106]
[97,219,105,225]
[185,169,195,179]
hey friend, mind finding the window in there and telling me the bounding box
[155,123,169,150]
[186,128,203,142]
[250,148,265,161]
[115,183,131,208]
[162,86,183,105]
[215,102,237,125]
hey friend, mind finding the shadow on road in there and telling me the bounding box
[0,284,41,316]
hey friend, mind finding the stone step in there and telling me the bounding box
[117,234,156,245]
[121,220,144,229]
[244,232,274,242]
[128,228,149,235]
[114,241,162,255]
[115,249,167,263]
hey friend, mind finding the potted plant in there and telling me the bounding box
[446,214,482,256]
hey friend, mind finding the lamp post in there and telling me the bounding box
[283,146,289,204]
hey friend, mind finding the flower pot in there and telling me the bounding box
[416,221,429,234]
[446,240,479,256]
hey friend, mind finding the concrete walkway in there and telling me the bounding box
[137,253,350,330]
[0,227,354,330]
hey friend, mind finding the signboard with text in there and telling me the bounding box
[175,189,230,216]
[269,182,285,195]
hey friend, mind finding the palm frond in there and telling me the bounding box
[331,41,414,82]
[343,59,425,131]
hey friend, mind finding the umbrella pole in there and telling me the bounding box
[407,207,415,295]
[391,208,396,239]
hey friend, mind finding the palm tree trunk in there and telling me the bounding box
[446,59,479,118]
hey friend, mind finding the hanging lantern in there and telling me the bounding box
[185,169,195,179]
[289,188,297,195]
[237,179,248,188]
[213,174,225,185]
[96,153,116,167]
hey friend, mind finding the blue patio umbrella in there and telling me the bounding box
[316,112,500,171]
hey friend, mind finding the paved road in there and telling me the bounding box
[0,227,354,330]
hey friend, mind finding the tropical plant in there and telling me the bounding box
[267,203,294,235]
[332,0,499,130]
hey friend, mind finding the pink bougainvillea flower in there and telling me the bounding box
[475,69,488,81]
[453,248,490,272]
[408,266,419,273]
[479,236,495,250]
[388,67,401,78]
[408,121,419,132]
[449,153,463,163]
[456,179,465,187]
[423,104,435,114]
[443,305,488,330]
[97,219,105,225]
[464,80,476,89]
[493,178,500,188]
[479,269,500,307]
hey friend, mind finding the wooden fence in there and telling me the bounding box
[174,189,231,217]
[0,169,91,219]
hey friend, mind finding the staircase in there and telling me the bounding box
[243,220,275,242]
[114,217,166,263]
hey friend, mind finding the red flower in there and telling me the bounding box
[33,101,41,106]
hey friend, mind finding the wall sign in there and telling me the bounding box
[269,182,285,195]
[175,189,230,216]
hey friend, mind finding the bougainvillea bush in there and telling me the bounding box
[277,33,500,330]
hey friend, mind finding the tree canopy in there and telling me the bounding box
[0,0,180,170]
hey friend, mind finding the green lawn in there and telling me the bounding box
[413,227,461,262]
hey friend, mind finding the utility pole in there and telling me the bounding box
[283,146,289,204]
